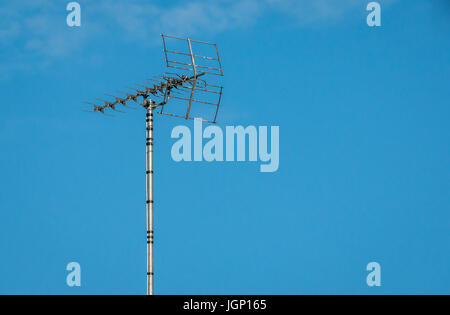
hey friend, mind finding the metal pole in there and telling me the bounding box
[146,105,154,295]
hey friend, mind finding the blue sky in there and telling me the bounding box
[0,0,449,294]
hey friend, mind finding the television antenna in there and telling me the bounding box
[84,34,224,295]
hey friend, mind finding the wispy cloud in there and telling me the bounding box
[155,0,264,36]
[267,0,363,23]
[90,0,264,42]
[0,0,394,78]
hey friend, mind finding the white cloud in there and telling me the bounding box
[267,0,362,22]
[155,0,263,36]
[0,0,397,78]
[89,0,264,42]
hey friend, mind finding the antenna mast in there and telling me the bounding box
[145,100,155,295]
[84,35,224,295]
